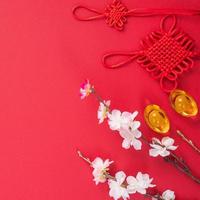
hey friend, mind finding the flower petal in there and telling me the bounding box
[122,138,131,149]
[149,148,160,157]
[119,128,132,140]
[160,149,170,157]
[97,100,110,124]
[167,145,178,151]
[136,187,146,195]
[110,110,121,118]
[131,111,139,120]
[104,159,114,168]
[130,121,141,130]
[150,144,163,150]
[108,109,122,130]
[109,181,122,200]
[162,189,175,200]
[115,171,126,185]
[136,172,143,181]
[126,176,137,185]
[121,112,132,120]
[122,190,130,200]
[126,176,137,194]
[133,129,142,138]
[92,157,103,168]
[132,139,142,150]
[162,137,175,147]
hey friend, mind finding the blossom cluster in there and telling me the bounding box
[79,79,200,198]
[80,79,93,99]
[91,157,175,200]
[80,80,178,157]
[80,79,142,151]
[149,137,178,157]
[78,80,181,199]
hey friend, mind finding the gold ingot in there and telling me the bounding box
[144,104,170,134]
[169,89,198,117]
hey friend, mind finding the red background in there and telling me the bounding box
[0,0,200,199]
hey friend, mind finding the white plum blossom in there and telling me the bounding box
[108,110,125,130]
[78,152,175,200]
[162,190,175,200]
[149,137,178,157]
[127,172,156,195]
[108,171,130,200]
[80,79,93,99]
[108,110,140,131]
[97,100,110,124]
[107,110,142,150]
[92,157,113,185]
[119,128,142,150]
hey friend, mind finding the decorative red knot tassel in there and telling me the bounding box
[73,0,200,31]
[102,15,200,92]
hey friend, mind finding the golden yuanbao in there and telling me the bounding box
[144,104,170,134]
[170,89,198,117]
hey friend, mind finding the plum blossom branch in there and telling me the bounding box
[80,80,143,151]
[79,80,200,185]
[149,137,200,184]
[77,150,175,200]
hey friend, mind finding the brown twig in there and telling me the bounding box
[177,130,200,155]
[164,155,200,184]
[144,193,163,200]
[91,88,110,110]
[77,150,92,165]
[147,138,200,185]
[170,152,191,173]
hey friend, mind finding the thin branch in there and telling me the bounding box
[164,155,200,184]
[91,88,110,110]
[170,152,191,173]
[144,193,163,200]
[177,130,200,154]
[143,137,200,184]
[77,150,92,165]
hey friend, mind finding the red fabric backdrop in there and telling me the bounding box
[0,0,200,199]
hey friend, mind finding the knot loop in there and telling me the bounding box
[191,51,200,58]
[160,15,177,33]
[103,16,197,93]
[103,51,142,68]
[72,5,104,21]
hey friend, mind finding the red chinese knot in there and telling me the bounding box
[103,16,200,92]
[73,0,200,31]
[104,0,128,30]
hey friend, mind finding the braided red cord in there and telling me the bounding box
[103,15,199,93]
[191,51,200,58]
[103,51,142,68]
[127,8,200,17]
[72,5,104,21]
[73,0,200,30]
